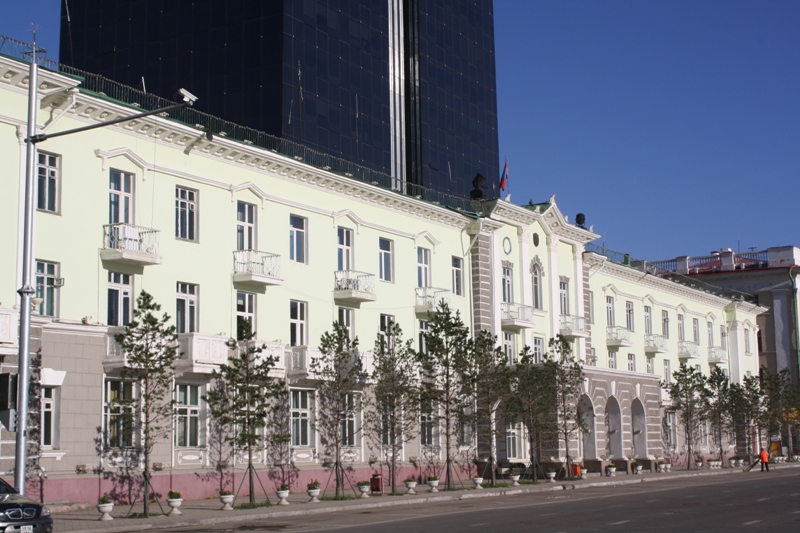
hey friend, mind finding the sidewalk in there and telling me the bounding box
[54,463,799,532]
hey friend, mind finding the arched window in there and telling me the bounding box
[532,265,542,310]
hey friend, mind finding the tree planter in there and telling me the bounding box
[665,463,672,472]
[509,475,521,487]
[606,466,617,477]
[358,485,370,498]
[472,477,484,489]
[657,463,666,473]
[733,459,743,467]
[97,503,114,521]
[307,489,321,503]
[633,465,643,474]
[276,490,290,505]
[545,472,556,482]
[220,494,235,511]
[428,480,440,493]
[404,481,417,495]
[167,498,183,516]
[695,461,703,469]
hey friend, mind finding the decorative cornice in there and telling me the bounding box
[538,200,599,244]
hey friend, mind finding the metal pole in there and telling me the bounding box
[15,41,39,495]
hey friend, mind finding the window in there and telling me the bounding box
[339,393,359,447]
[646,356,654,374]
[587,347,596,366]
[744,328,751,354]
[720,325,727,349]
[236,291,255,337]
[506,420,524,459]
[108,272,132,326]
[236,201,256,251]
[533,337,545,364]
[559,280,569,315]
[176,283,198,334]
[175,187,198,241]
[695,364,702,373]
[502,266,513,303]
[41,387,58,448]
[418,320,429,355]
[109,169,133,224]
[459,406,474,447]
[379,238,393,282]
[677,314,685,342]
[532,266,543,310]
[420,400,437,446]
[606,296,615,326]
[587,291,594,324]
[664,359,671,384]
[644,306,652,335]
[35,260,59,317]
[608,351,617,369]
[104,380,134,448]
[626,301,634,331]
[37,151,60,213]
[693,318,700,344]
[666,411,678,450]
[290,300,307,346]
[292,390,312,446]
[337,227,353,271]
[627,353,636,372]
[338,307,355,339]
[707,322,714,347]
[503,332,516,365]
[175,384,200,447]
[417,247,431,287]
[289,215,306,263]
[452,256,464,296]
[662,310,670,338]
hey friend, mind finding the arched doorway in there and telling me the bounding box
[632,398,647,459]
[606,396,623,459]
[578,394,597,460]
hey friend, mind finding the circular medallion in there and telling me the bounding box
[533,233,540,247]
[503,236,512,255]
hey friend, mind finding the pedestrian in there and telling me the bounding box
[760,447,770,472]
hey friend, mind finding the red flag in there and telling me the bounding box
[499,158,508,191]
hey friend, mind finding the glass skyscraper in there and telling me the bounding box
[60,0,499,199]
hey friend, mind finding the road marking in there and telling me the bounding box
[791,493,800,496]
[645,499,659,502]
[743,520,761,525]
[756,498,768,502]
[792,511,800,514]
[539,513,556,516]
[610,520,631,525]
[471,523,489,527]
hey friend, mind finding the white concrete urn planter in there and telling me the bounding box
[97,503,114,521]
[276,490,290,505]
[404,481,417,495]
[428,479,440,492]
[510,475,521,487]
[545,472,556,482]
[307,488,321,503]
[358,485,370,498]
[734,459,743,467]
[695,461,703,469]
[220,493,235,511]
[167,498,183,516]
[657,463,666,473]
[665,463,672,472]
[472,477,484,489]
[606,466,617,477]
[633,464,643,474]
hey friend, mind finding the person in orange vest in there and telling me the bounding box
[760,447,770,472]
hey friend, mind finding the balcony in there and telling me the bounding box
[644,334,668,353]
[708,346,729,364]
[288,345,322,378]
[333,271,377,303]
[501,303,535,331]
[100,224,162,265]
[606,326,632,348]
[415,287,450,315]
[232,250,283,286]
[559,315,590,339]
[678,340,700,359]
[176,333,231,374]
[103,327,126,371]
[0,309,16,349]
[660,387,673,407]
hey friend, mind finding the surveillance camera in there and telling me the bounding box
[179,88,198,105]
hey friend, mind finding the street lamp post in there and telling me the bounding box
[14,40,197,494]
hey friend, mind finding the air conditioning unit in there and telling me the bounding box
[54,278,65,287]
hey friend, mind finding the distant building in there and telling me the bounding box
[60,0,500,200]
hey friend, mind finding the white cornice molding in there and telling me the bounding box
[538,198,599,244]
[490,200,541,226]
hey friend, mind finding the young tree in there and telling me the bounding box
[729,374,762,463]
[115,291,179,517]
[508,345,557,478]
[312,321,366,498]
[663,363,709,469]
[203,320,286,505]
[363,322,420,493]
[464,329,509,485]
[706,366,731,465]
[419,302,471,490]
[544,335,585,477]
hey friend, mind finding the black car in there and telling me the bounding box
[0,478,53,533]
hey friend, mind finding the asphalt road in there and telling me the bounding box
[163,469,800,532]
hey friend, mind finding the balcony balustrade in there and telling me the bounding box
[232,250,283,286]
[100,223,162,265]
[708,346,729,364]
[415,287,450,314]
[644,334,668,353]
[606,326,632,347]
[103,327,127,371]
[559,315,590,338]
[500,303,535,331]
[678,340,700,359]
[176,333,231,374]
[333,270,377,303]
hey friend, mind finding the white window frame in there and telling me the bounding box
[644,306,652,335]
[720,325,728,349]
[289,215,307,263]
[418,320,429,355]
[379,238,394,282]
[236,291,256,336]
[502,266,513,303]
[109,169,134,224]
[608,351,617,370]
[664,359,672,384]
[290,300,307,346]
[678,314,685,342]
[176,282,198,334]
[175,384,202,447]
[337,227,354,271]
[452,256,464,296]
[506,420,525,460]
[420,400,438,447]
[606,296,615,326]
[662,310,670,338]
[338,307,355,339]
[417,247,431,288]
[236,201,256,251]
[35,260,59,317]
[627,353,636,372]
[175,186,198,241]
[707,322,714,347]
[744,328,751,354]
[339,392,360,447]
[503,332,516,365]
[646,356,654,374]
[532,266,543,310]
[37,151,60,214]
[41,386,58,449]
[104,379,135,448]
[533,337,545,364]
[291,389,313,446]
[559,281,569,315]
[626,301,634,331]
[108,272,132,326]
[693,318,700,344]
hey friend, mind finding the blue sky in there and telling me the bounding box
[2,0,798,260]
